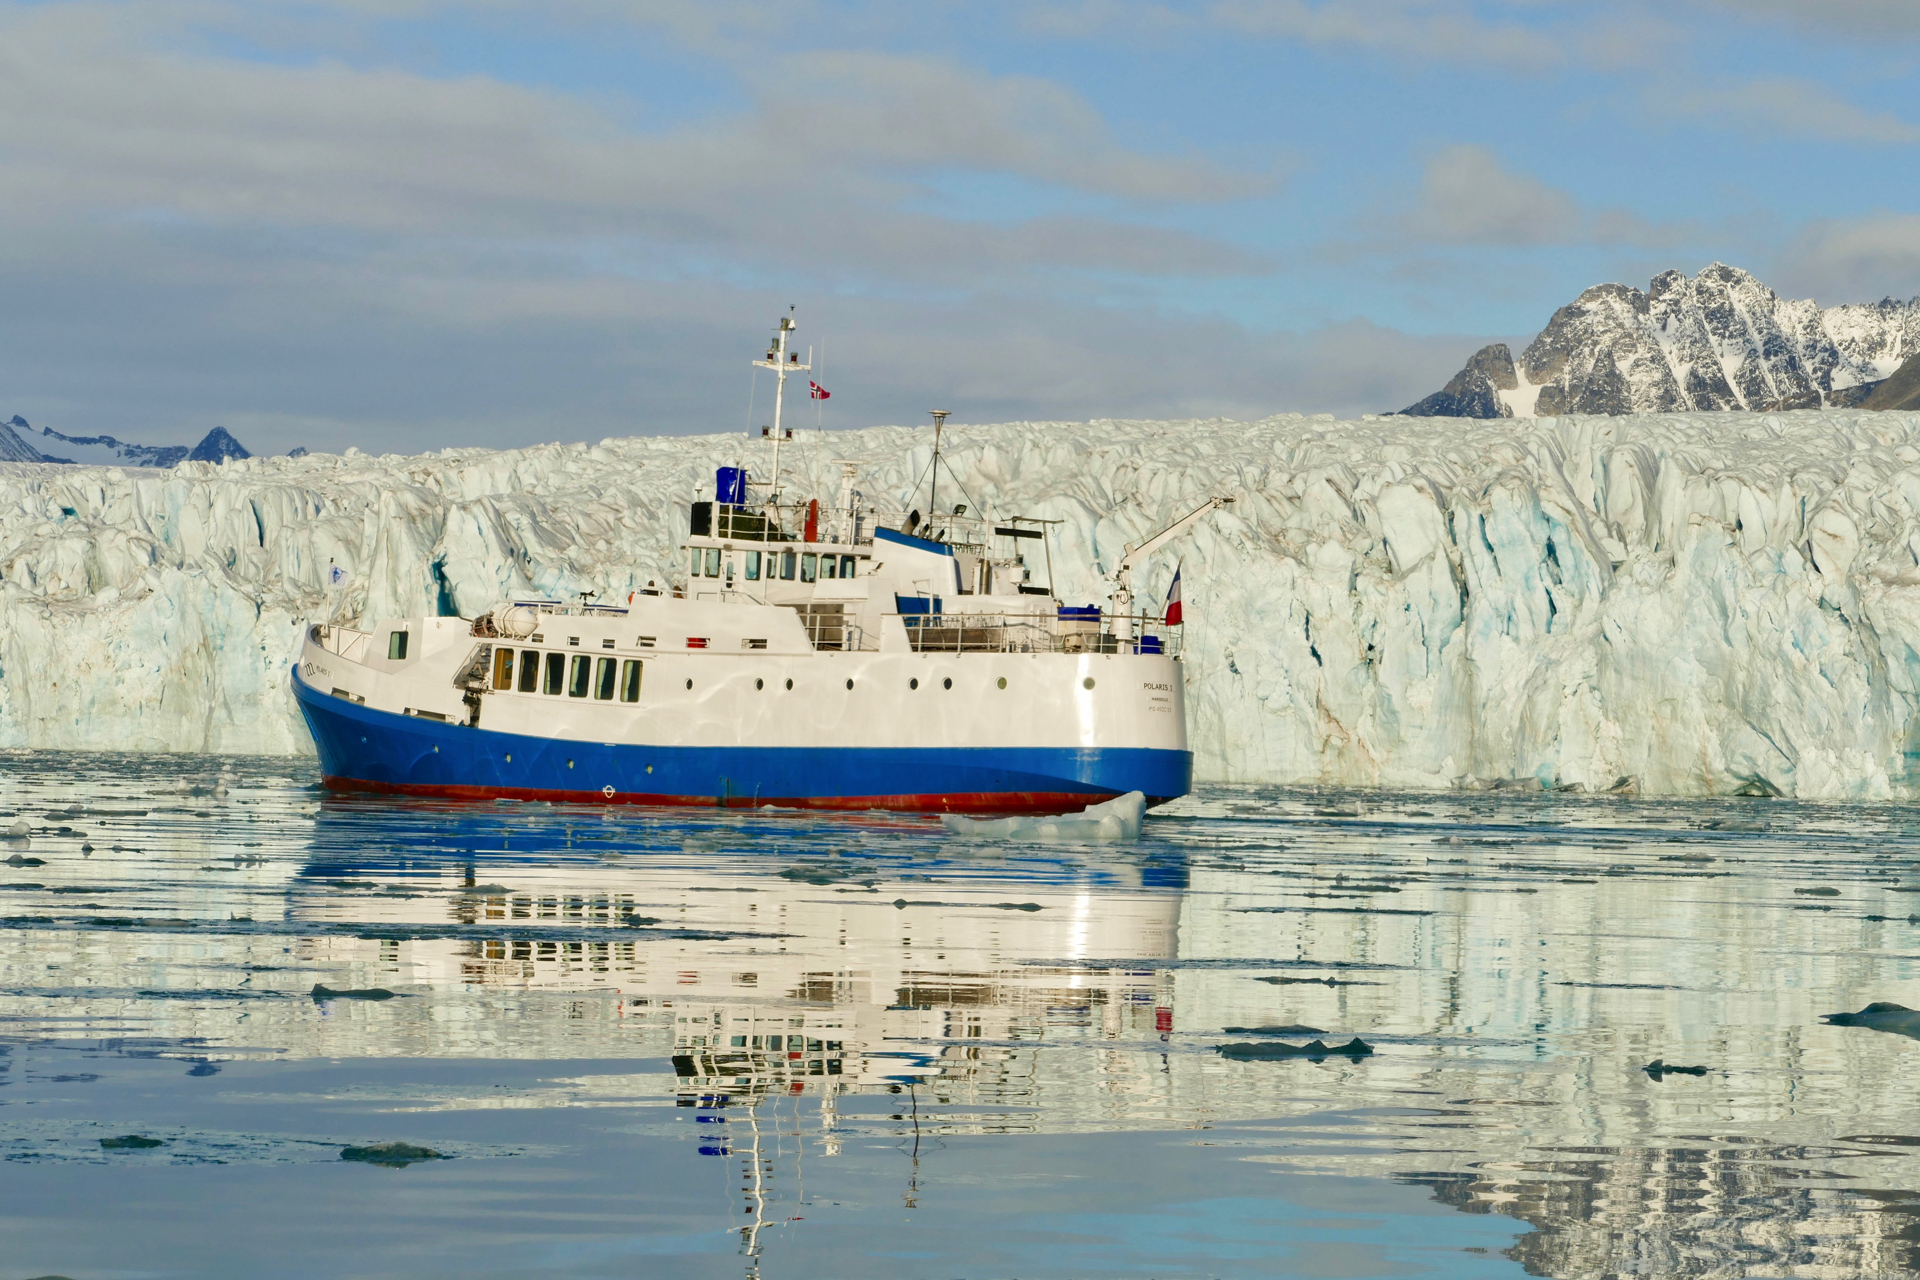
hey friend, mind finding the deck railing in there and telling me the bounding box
[890,612,1174,655]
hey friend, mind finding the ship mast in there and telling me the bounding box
[752,309,809,498]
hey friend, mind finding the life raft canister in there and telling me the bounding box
[804,498,819,542]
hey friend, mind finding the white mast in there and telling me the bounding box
[752,308,809,498]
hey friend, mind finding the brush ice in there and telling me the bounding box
[8,409,1920,798]
[942,791,1146,841]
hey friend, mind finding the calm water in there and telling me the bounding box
[3,752,1920,1278]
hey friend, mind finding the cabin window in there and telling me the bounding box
[841,556,856,577]
[492,649,514,690]
[780,551,796,580]
[544,652,565,695]
[569,654,591,697]
[594,657,617,700]
[388,631,408,660]
[620,660,643,702]
[745,551,761,581]
[704,548,721,577]
[819,555,837,580]
[800,553,816,583]
[518,650,540,692]
[689,549,700,576]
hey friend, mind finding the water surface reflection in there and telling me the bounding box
[3,751,1920,1277]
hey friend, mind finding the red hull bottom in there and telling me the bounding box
[319,774,1158,816]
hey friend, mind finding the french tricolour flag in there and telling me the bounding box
[1164,565,1183,626]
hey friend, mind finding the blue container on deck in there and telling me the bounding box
[1057,605,1101,621]
[1138,635,1163,654]
[715,467,747,505]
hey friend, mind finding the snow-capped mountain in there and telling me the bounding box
[1402,264,1920,418]
[0,415,254,466]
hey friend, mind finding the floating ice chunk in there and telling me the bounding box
[4,819,28,839]
[941,790,1145,843]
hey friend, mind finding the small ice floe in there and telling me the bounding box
[4,818,29,840]
[1823,1001,1920,1041]
[940,791,1145,843]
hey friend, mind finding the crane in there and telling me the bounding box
[1108,495,1233,642]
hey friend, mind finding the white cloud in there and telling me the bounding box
[1701,0,1920,37]
[1405,145,1580,245]
[1777,214,1920,303]
[0,5,1267,287]
[1658,77,1920,145]
[1209,0,1564,68]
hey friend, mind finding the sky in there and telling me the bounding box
[2,0,1919,456]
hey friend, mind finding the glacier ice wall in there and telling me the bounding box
[6,411,1920,797]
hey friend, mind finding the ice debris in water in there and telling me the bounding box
[5,819,28,839]
[13,410,1920,797]
[941,791,1145,842]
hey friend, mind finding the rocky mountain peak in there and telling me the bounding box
[1402,264,1920,418]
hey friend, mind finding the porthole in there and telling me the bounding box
[1083,677,1096,690]
[785,678,793,690]
[685,678,693,690]
[845,678,854,691]
[646,764,653,774]
[505,753,512,763]
[755,678,764,690]
[909,678,918,690]
[942,677,952,690]
[996,677,1007,690]
[433,745,439,753]
[567,759,575,769]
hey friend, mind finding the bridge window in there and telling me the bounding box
[387,631,408,660]
[688,549,700,576]
[841,555,856,577]
[780,551,796,580]
[594,657,617,700]
[569,654,591,697]
[704,548,721,577]
[819,555,837,580]
[492,649,514,690]
[544,651,565,695]
[745,551,761,581]
[800,553,816,583]
[519,650,539,693]
[620,660,643,702]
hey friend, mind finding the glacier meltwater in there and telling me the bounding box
[8,408,1920,799]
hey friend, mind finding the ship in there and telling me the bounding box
[291,311,1226,813]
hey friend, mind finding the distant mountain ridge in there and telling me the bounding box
[1401,264,1920,418]
[0,415,257,466]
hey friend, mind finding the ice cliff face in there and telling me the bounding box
[8,410,1920,799]
[1404,264,1920,418]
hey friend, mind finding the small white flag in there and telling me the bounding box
[329,564,350,586]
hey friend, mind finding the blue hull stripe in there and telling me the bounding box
[293,671,1191,812]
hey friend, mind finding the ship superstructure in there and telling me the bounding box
[292,312,1221,812]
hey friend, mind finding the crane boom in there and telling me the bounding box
[1107,495,1233,642]
[1118,496,1233,575]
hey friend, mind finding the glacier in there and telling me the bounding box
[7,409,1920,799]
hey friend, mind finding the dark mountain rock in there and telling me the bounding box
[186,427,250,464]
[1863,352,1920,411]
[0,415,47,462]
[1400,343,1516,418]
